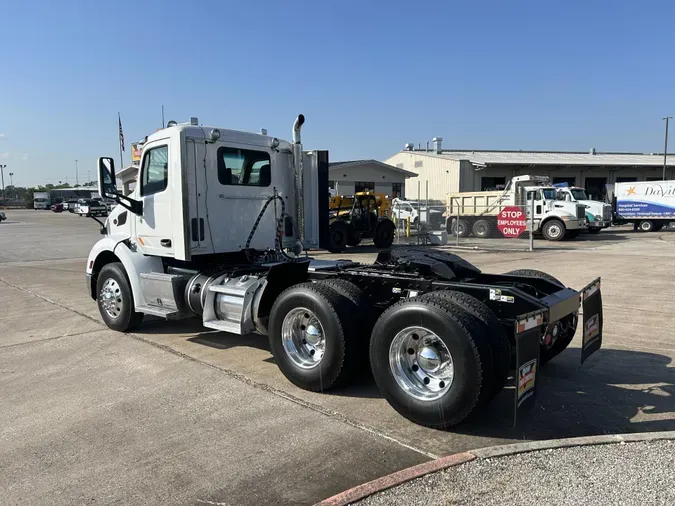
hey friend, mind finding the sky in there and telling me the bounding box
[1,0,674,187]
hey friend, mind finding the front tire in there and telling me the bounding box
[542,219,565,241]
[268,283,359,391]
[96,262,144,332]
[370,297,494,429]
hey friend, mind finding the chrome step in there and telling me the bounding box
[203,319,242,334]
[136,305,183,319]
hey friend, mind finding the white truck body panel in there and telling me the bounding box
[615,180,675,219]
[33,192,49,209]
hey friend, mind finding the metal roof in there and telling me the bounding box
[399,149,675,167]
[329,159,417,176]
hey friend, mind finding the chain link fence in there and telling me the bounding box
[391,200,537,251]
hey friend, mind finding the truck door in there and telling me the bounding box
[526,190,544,225]
[185,138,211,255]
[135,140,175,257]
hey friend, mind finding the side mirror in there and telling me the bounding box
[98,157,117,199]
[96,156,143,215]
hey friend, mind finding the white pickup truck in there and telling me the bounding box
[553,184,613,234]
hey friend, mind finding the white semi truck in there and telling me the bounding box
[85,115,603,429]
[611,180,675,232]
[553,183,613,234]
[446,176,587,241]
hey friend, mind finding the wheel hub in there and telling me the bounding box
[99,278,123,319]
[281,308,326,369]
[417,346,441,372]
[389,327,454,401]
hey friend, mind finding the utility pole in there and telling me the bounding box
[75,159,79,186]
[0,164,5,204]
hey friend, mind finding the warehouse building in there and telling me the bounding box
[385,138,675,201]
[328,159,415,197]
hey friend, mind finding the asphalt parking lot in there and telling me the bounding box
[2,209,675,505]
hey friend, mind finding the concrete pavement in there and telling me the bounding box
[2,210,675,504]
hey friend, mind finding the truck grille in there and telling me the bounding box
[577,205,585,219]
[602,206,612,220]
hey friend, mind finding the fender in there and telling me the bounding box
[86,235,164,309]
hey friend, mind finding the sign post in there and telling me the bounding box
[498,206,527,238]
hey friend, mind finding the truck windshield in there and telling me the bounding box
[570,189,589,200]
[34,198,47,202]
[542,189,557,200]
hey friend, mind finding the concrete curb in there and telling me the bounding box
[315,430,675,506]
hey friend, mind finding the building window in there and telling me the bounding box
[217,147,271,187]
[140,145,169,196]
[646,177,663,181]
[481,177,506,191]
[392,182,402,198]
[553,177,576,186]
[355,181,375,193]
[616,177,638,183]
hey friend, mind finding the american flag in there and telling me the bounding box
[118,113,125,152]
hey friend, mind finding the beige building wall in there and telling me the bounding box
[384,152,461,201]
[329,162,407,197]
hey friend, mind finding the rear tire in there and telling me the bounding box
[268,282,359,391]
[638,220,654,232]
[503,269,576,364]
[542,219,565,241]
[471,219,493,239]
[370,296,494,429]
[448,218,469,238]
[373,219,395,249]
[420,290,510,398]
[328,221,348,253]
[96,262,144,332]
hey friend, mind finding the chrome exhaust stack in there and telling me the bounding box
[292,114,306,249]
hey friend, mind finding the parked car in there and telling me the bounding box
[76,199,108,217]
[51,202,64,213]
[0,211,6,223]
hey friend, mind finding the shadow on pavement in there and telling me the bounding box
[453,347,675,440]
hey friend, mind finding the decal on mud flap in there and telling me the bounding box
[489,288,515,303]
[581,277,603,365]
[513,309,545,426]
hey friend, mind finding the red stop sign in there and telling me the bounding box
[497,206,527,238]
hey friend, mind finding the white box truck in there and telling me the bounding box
[33,191,49,210]
[613,180,675,232]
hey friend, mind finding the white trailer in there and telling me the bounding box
[85,115,603,429]
[613,180,675,232]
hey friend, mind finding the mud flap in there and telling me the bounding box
[581,277,603,365]
[513,309,546,427]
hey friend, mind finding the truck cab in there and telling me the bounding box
[519,183,587,240]
[553,183,612,233]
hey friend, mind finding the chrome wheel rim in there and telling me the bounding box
[99,278,123,319]
[389,326,454,401]
[281,308,326,369]
[547,224,562,238]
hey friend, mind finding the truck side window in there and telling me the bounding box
[217,147,271,187]
[140,145,169,196]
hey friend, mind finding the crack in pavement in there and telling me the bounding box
[0,330,104,349]
[0,275,438,460]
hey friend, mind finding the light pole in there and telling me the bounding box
[0,164,6,204]
[9,173,14,199]
[663,117,672,180]
[75,159,79,186]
